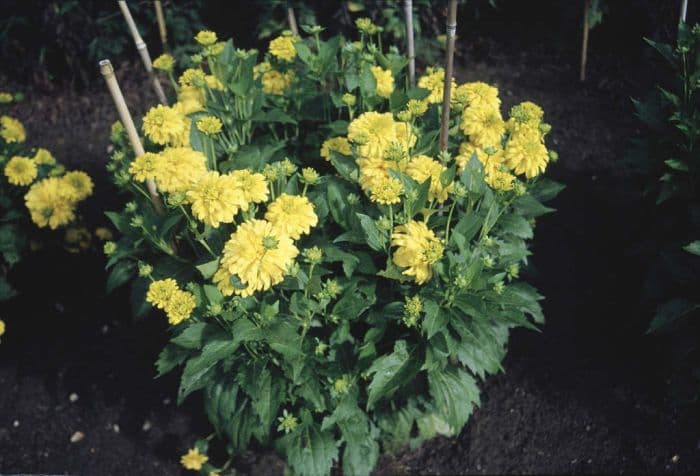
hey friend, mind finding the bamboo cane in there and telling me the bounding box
[405,0,416,87]
[439,0,458,151]
[154,0,168,52]
[99,60,164,213]
[580,0,590,82]
[118,0,168,105]
[287,3,300,36]
[680,0,689,24]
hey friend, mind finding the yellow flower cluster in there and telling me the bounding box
[4,156,37,185]
[24,175,89,229]
[269,34,299,62]
[142,104,190,146]
[146,278,196,325]
[153,53,175,73]
[194,30,218,46]
[392,220,444,284]
[1,115,26,143]
[371,66,394,99]
[417,67,456,104]
[263,69,295,95]
[181,447,209,470]
[196,116,223,135]
[320,137,352,161]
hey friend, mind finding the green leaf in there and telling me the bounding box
[155,344,191,377]
[366,340,421,409]
[422,299,447,339]
[178,338,234,403]
[648,298,699,333]
[196,259,219,279]
[356,213,386,251]
[332,282,376,320]
[172,322,226,349]
[106,260,136,293]
[498,213,534,239]
[428,366,480,432]
[322,396,379,476]
[280,419,339,476]
[684,241,700,256]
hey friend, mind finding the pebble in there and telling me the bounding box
[142,420,152,432]
[12,420,19,428]
[112,424,120,433]
[672,454,680,464]
[70,431,85,443]
[101,324,109,335]
[69,393,79,403]
[163,397,171,406]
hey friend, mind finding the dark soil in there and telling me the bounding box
[2,9,700,476]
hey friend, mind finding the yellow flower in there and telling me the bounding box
[265,193,318,239]
[261,69,294,95]
[146,279,179,309]
[370,176,403,205]
[357,156,404,193]
[485,167,516,192]
[454,82,500,110]
[220,219,299,296]
[178,68,206,88]
[229,169,269,205]
[406,155,454,203]
[460,104,506,149]
[180,447,209,470]
[186,171,246,227]
[320,137,352,161]
[371,66,394,98]
[348,112,415,160]
[213,266,236,297]
[0,92,12,104]
[95,227,113,241]
[129,152,162,183]
[153,53,175,72]
[196,116,223,135]
[417,67,456,104]
[177,85,205,113]
[195,30,218,46]
[142,105,188,146]
[33,148,56,165]
[154,147,208,194]
[4,156,37,186]
[269,35,298,62]
[455,142,488,172]
[504,130,549,179]
[205,74,224,91]
[392,220,444,284]
[1,116,26,143]
[0,319,5,337]
[61,171,94,201]
[406,99,429,117]
[24,177,76,229]
[164,290,196,325]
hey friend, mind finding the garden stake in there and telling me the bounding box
[99,59,164,214]
[580,0,590,82]
[118,0,169,105]
[681,0,689,24]
[154,0,168,52]
[287,3,300,36]
[439,0,458,151]
[405,0,416,86]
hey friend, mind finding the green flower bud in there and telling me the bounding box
[103,241,117,256]
[138,262,153,277]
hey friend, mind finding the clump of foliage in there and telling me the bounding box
[0,0,205,86]
[634,23,700,402]
[0,93,94,304]
[105,18,560,476]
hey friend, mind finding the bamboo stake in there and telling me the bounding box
[100,60,164,213]
[118,0,168,105]
[439,0,458,151]
[154,0,168,52]
[680,0,689,24]
[287,3,300,36]
[580,0,590,82]
[405,0,416,86]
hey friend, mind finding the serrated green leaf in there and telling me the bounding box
[428,366,480,432]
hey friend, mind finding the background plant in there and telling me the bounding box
[105,18,561,475]
[634,23,700,402]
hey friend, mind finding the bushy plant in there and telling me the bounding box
[634,23,700,401]
[105,19,561,475]
[0,93,94,320]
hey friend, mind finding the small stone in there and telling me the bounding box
[142,420,152,432]
[587,459,592,464]
[101,325,109,335]
[12,420,19,428]
[586,425,591,432]
[69,393,79,403]
[112,424,120,433]
[70,431,85,443]
[672,454,680,464]
[163,397,171,405]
